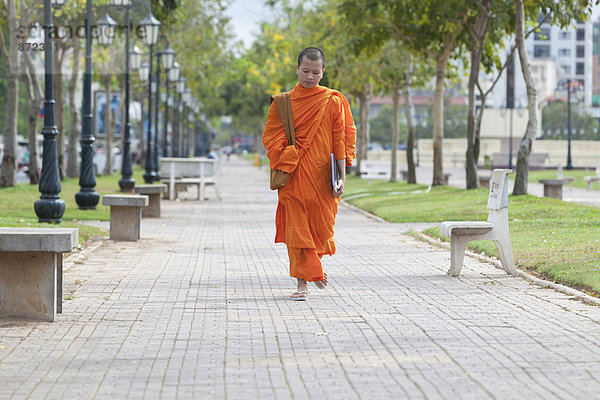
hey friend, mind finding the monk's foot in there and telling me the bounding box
[314,273,328,289]
[290,291,309,301]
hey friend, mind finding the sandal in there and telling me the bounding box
[290,291,309,301]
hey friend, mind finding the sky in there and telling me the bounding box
[223,1,600,49]
[223,0,276,48]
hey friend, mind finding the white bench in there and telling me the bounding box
[583,166,600,190]
[103,195,149,241]
[360,161,395,180]
[0,227,78,321]
[159,157,219,200]
[585,176,600,190]
[440,169,517,277]
[556,166,574,190]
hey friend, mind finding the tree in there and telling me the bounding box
[340,0,470,185]
[0,0,20,186]
[512,0,593,195]
[22,50,43,184]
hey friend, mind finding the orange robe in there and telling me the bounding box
[262,83,357,281]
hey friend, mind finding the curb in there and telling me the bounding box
[414,232,600,307]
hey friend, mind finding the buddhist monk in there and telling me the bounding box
[262,47,357,301]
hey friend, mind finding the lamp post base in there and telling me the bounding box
[119,177,135,192]
[75,190,100,210]
[143,171,156,184]
[34,198,66,224]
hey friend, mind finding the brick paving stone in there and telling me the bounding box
[1,156,600,399]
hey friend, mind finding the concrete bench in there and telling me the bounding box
[440,169,517,277]
[539,179,564,200]
[556,166,574,190]
[584,176,600,190]
[0,227,78,321]
[159,157,219,200]
[479,174,491,189]
[102,195,149,241]
[443,172,451,185]
[134,184,166,218]
[160,177,220,201]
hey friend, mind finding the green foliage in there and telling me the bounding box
[369,102,468,145]
[541,101,599,140]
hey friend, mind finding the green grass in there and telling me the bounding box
[344,175,600,296]
[0,166,146,242]
[508,169,599,191]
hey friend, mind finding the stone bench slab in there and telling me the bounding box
[0,227,78,322]
[0,227,78,252]
[134,184,167,195]
[102,194,149,207]
[102,195,149,241]
[135,185,166,218]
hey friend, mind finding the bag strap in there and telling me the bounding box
[270,92,295,147]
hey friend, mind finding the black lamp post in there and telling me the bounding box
[168,62,181,156]
[160,45,176,157]
[152,50,162,180]
[555,79,583,170]
[96,0,158,191]
[139,60,154,183]
[35,0,66,223]
[175,77,186,157]
[182,88,191,157]
[74,0,100,209]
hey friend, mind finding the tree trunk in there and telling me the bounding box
[66,38,81,178]
[54,40,65,180]
[102,76,114,175]
[513,0,538,195]
[403,60,416,184]
[432,35,454,186]
[390,83,400,182]
[0,0,19,187]
[355,84,372,176]
[466,3,492,189]
[23,51,43,184]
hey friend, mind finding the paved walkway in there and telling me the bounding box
[2,156,600,399]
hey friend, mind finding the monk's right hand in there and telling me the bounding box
[332,179,344,197]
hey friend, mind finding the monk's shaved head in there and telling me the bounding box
[298,47,326,68]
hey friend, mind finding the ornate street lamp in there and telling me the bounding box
[138,61,150,82]
[130,46,142,70]
[96,12,117,46]
[35,0,66,222]
[75,0,100,210]
[160,46,175,157]
[139,12,160,46]
[98,0,158,191]
[137,12,160,183]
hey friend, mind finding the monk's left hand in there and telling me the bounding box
[333,179,345,197]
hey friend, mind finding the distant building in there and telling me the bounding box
[491,16,595,116]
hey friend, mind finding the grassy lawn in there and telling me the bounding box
[508,168,600,191]
[0,166,146,242]
[344,175,600,296]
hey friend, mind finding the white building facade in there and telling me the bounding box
[491,17,595,115]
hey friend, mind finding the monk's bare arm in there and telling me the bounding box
[333,158,346,197]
